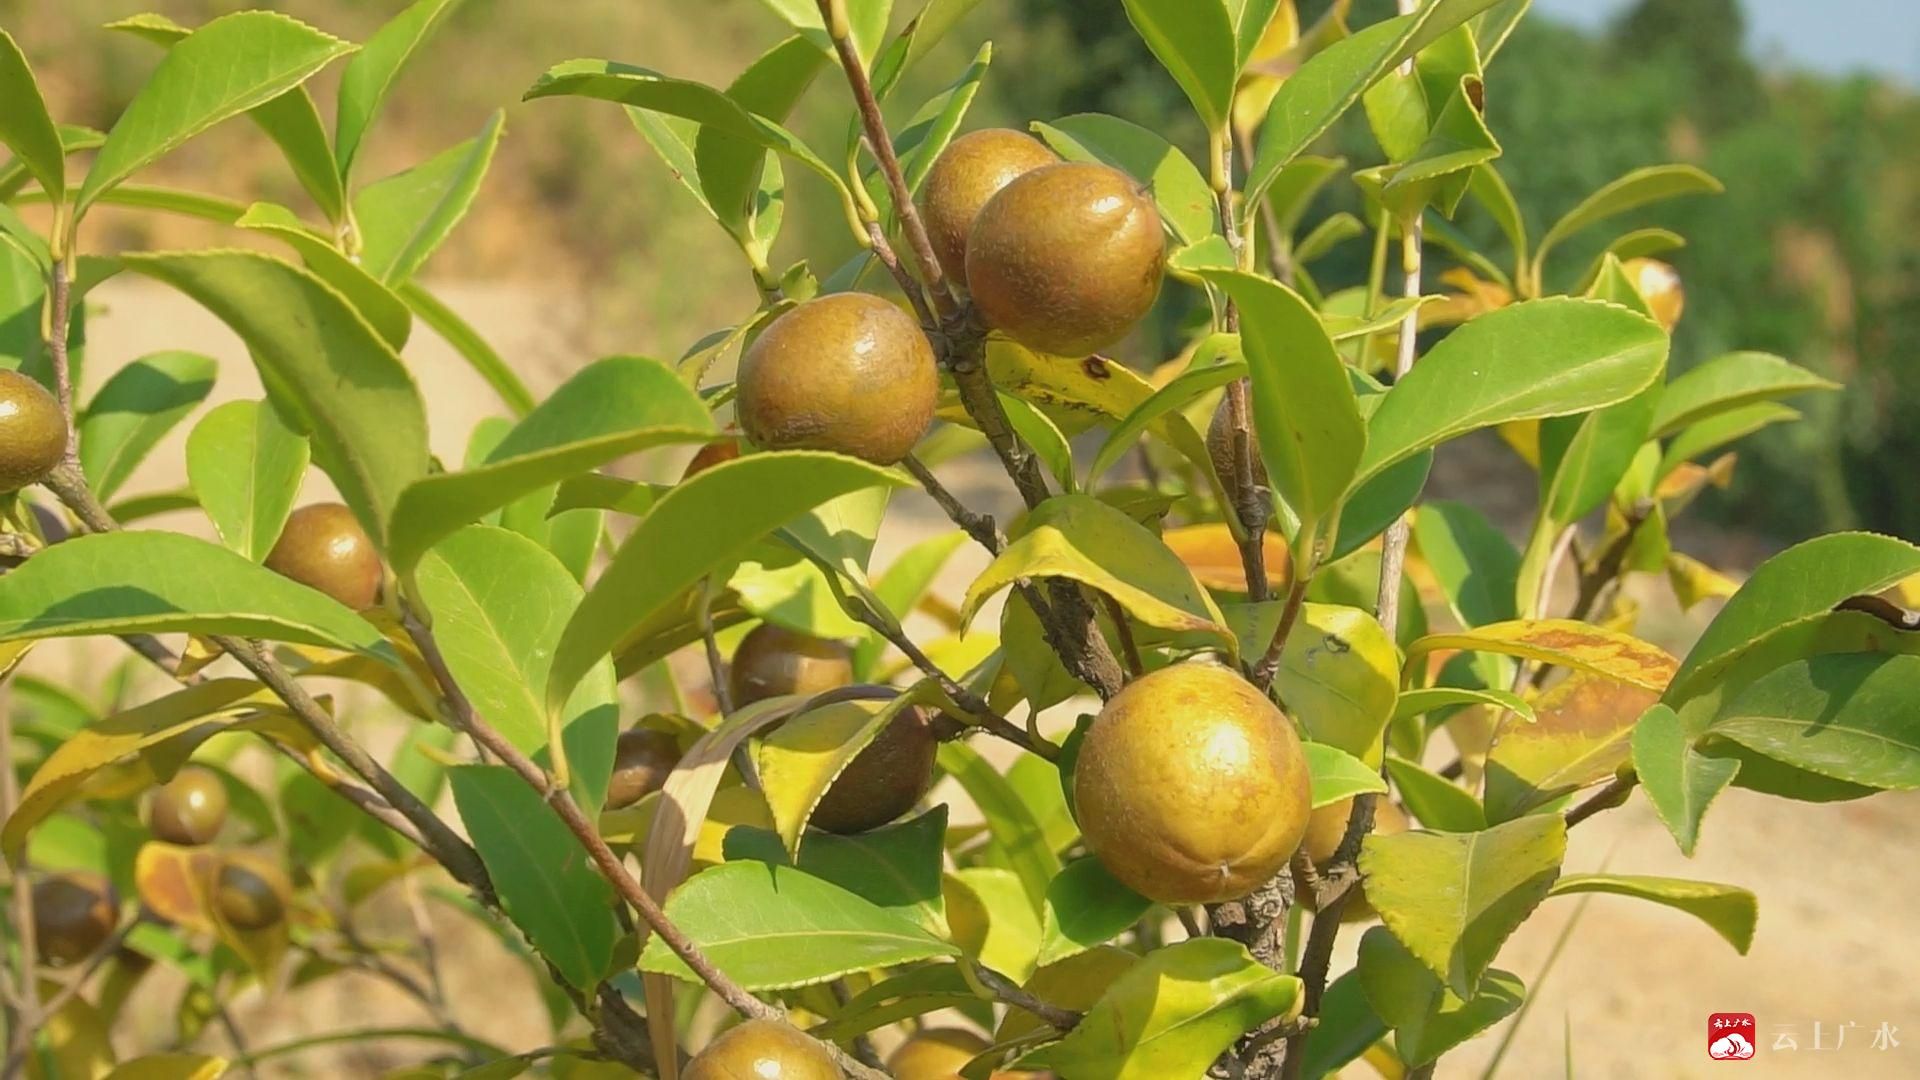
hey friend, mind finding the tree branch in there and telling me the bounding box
[1565,771,1638,828]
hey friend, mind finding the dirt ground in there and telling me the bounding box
[44,280,1920,1078]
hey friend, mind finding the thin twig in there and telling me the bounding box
[1251,568,1309,689]
[902,454,1002,554]
[969,962,1081,1031]
[846,602,1058,761]
[698,577,734,718]
[1213,129,1272,606]
[1564,771,1638,829]
[863,198,937,330]
[48,261,74,464]
[1372,215,1425,637]
[1100,594,1145,679]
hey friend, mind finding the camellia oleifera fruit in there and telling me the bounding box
[1296,797,1410,922]
[1073,661,1312,904]
[1206,399,1268,513]
[966,161,1165,357]
[0,369,68,493]
[684,1018,838,1080]
[265,502,383,610]
[681,434,742,479]
[1621,256,1684,331]
[735,292,938,466]
[148,765,229,846]
[605,728,681,811]
[888,1027,990,1079]
[728,623,855,708]
[214,861,291,932]
[32,872,116,965]
[811,706,938,835]
[921,128,1059,284]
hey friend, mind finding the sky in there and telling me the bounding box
[1532,0,1920,86]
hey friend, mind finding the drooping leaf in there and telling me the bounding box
[234,201,411,348]
[1121,0,1236,129]
[119,250,428,552]
[1408,620,1677,693]
[756,691,935,853]
[1357,925,1524,1067]
[353,110,504,285]
[1359,815,1566,996]
[398,282,535,416]
[184,400,309,562]
[723,807,949,935]
[1033,114,1215,246]
[1534,165,1723,275]
[1483,674,1659,823]
[334,0,469,179]
[450,765,616,988]
[77,12,355,215]
[1547,874,1755,953]
[1306,742,1389,808]
[1413,500,1520,628]
[1037,858,1152,967]
[1707,653,1920,791]
[639,861,959,990]
[938,741,1062,912]
[1017,938,1302,1080]
[78,351,216,502]
[1631,704,1738,856]
[0,29,67,202]
[997,391,1078,493]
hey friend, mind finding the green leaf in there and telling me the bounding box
[1199,271,1365,547]
[1033,114,1217,245]
[1394,687,1534,726]
[353,110,503,285]
[450,765,615,989]
[753,0,892,68]
[948,866,1043,980]
[185,400,310,562]
[1307,743,1388,808]
[1707,653,1920,791]
[1356,298,1667,491]
[234,202,411,349]
[0,531,391,657]
[119,250,428,552]
[1534,165,1723,275]
[1548,874,1754,953]
[1656,401,1799,477]
[1122,0,1237,129]
[809,963,977,1043]
[77,12,355,216]
[723,807,949,936]
[1631,704,1738,856]
[1650,351,1837,438]
[78,351,216,502]
[695,35,824,240]
[397,281,535,417]
[997,391,1077,494]
[962,494,1234,654]
[1329,448,1433,563]
[890,42,992,201]
[1413,500,1519,629]
[1357,926,1524,1067]
[0,30,67,202]
[1297,971,1387,1080]
[1667,533,1920,705]
[1469,165,1527,272]
[1482,674,1658,823]
[1019,938,1302,1080]
[335,0,467,179]
[548,452,901,713]
[640,861,958,990]
[1359,815,1566,996]
[1229,0,1285,70]
[387,355,711,574]
[1038,858,1152,967]
[1537,381,1662,527]
[1220,601,1401,758]
[1382,757,1486,833]
[1245,0,1503,205]
[1087,358,1245,486]
[938,741,1061,912]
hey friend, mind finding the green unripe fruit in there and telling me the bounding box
[148,765,229,846]
[684,1018,839,1080]
[1073,661,1311,904]
[889,1027,990,1079]
[605,728,682,811]
[0,369,67,493]
[921,128,1059,284]
[736,293,938,466]
[966,161,1165,357]
[728,624,854,708]
[810,706,938,835]
[32,872,116,965]
[214,861,290,932]
[265,503,383,610]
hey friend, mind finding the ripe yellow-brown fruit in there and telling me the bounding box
[0,369,67,492]
[605,728,681,811]
[966,161,1165,357]
[921,128,1059,283]
[32,873,116,965]
[148,765,229,846]
[811,706,939,835]
[736,292,938,466]
[728,624,854,708]
[889,1027,990,1079]
[265,502,383,610]
[1295,798,1410,921]
[682,435,742,479]
[1073,662,1311,904]
[1622,257,1684,331]
[684,1018,838,1080]
[214,862,290,932]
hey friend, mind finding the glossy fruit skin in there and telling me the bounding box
[889,1027,990,1079]
[1622,257,1684,331]
[148,765,229,846]
[682,435,743,479]
[684,1018,839,1080]
[921,129,1059,283]
[736,292,938,466]
[728,624,854,708]
[32,873,116,965]
[0,369,68,493]
[811,706,938,835]
[605,728,682,811]
[214,862,290,932]
[1296,798,1409,921]
[264,503,383,610]
[966,161,1165,357]
[1073,661,1311,904]
[1206,399,1268,513]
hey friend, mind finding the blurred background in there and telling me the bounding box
[5,1,1920,1076]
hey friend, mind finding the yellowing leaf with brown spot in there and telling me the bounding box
[1483,673,1660,822]
[135,842,221,934]
[1408,620,1677,693]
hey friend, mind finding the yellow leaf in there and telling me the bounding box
[1898,572,1920,609]
[945,867,1042,982]
[106,1053,228,1080]
[1408,620,1678,692]
[135,842,220,934]
[1231,0,1302,138]
[30,981,116,1080]
[1667,553,1740,610]
[757,688,938,854]
[1484,673,1660,821]
[1223,602,1399,759]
